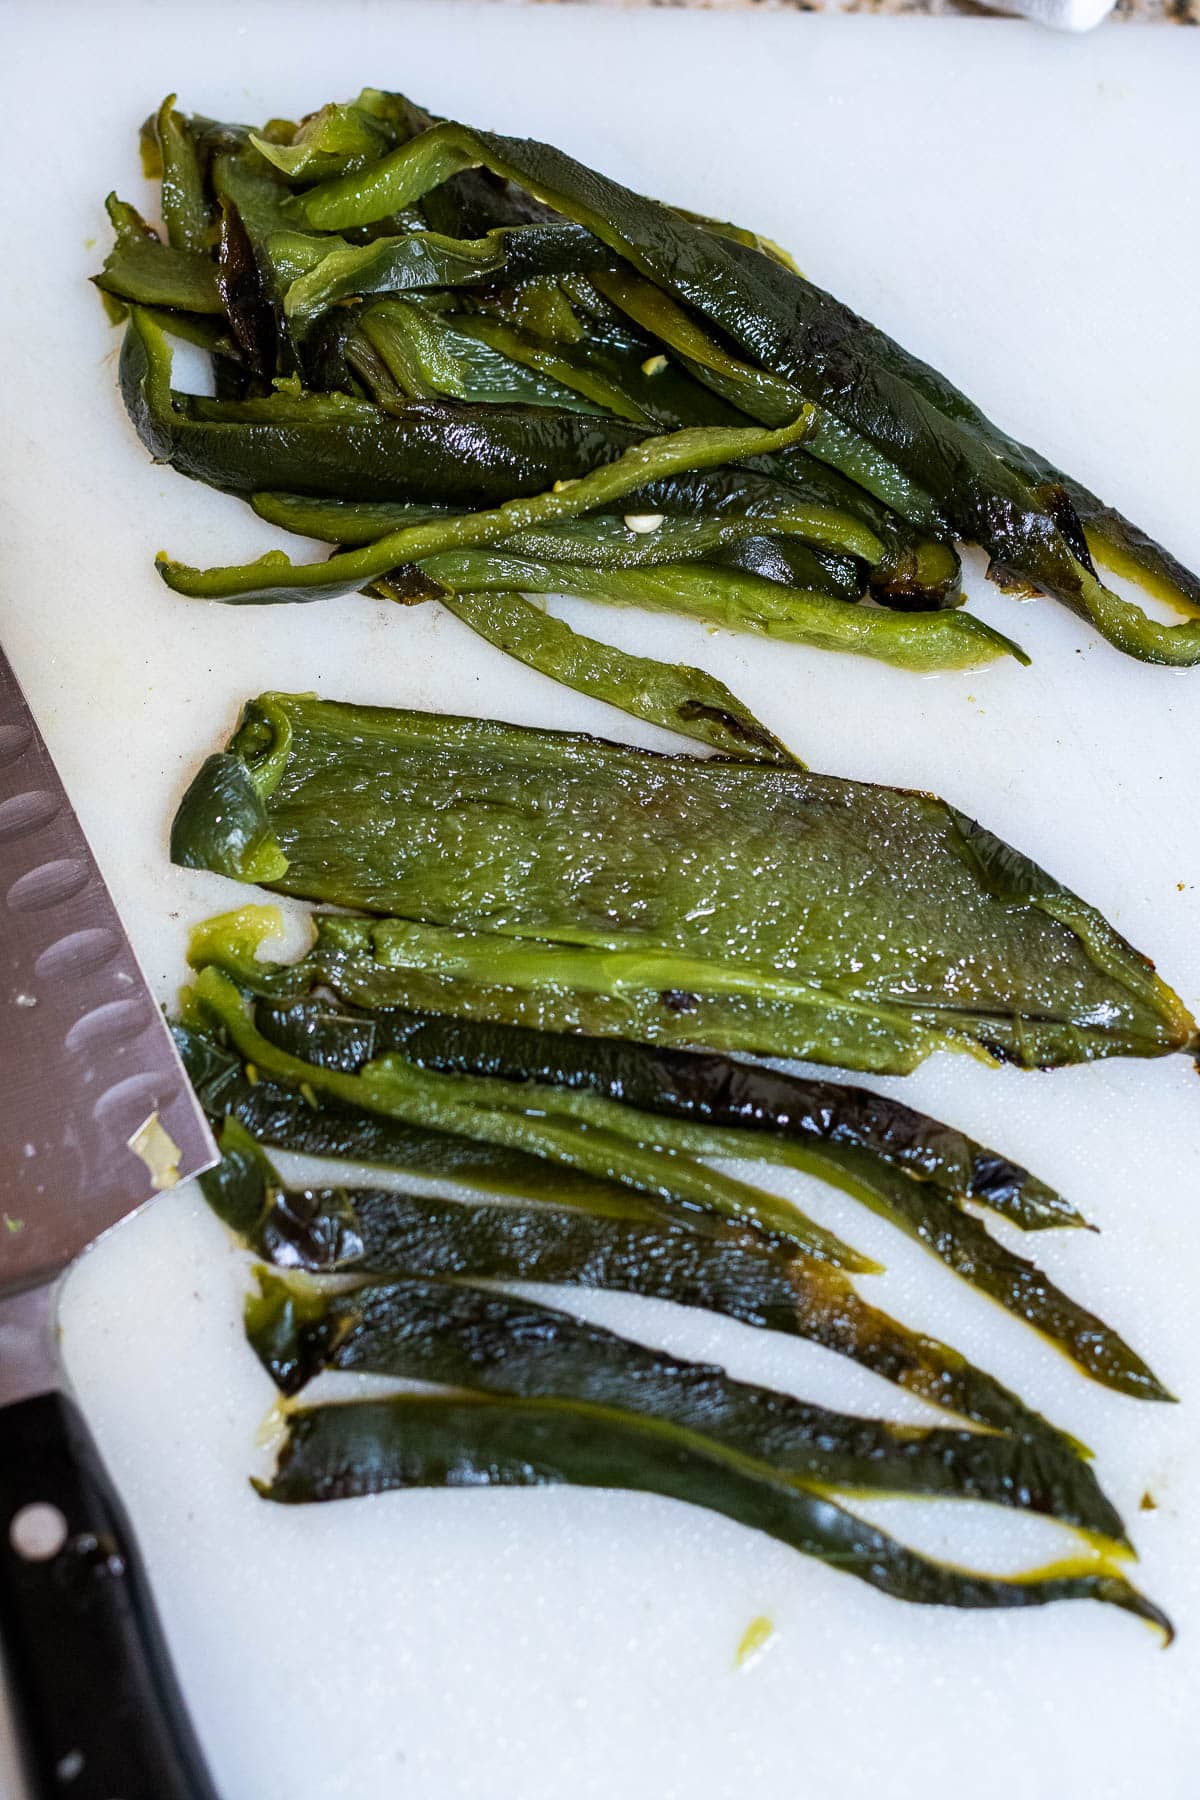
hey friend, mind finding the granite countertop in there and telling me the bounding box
[528,0,1196,22]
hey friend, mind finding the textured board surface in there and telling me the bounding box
[1,5,1198,1796]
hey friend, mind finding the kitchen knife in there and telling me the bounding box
[0,643,220,1800]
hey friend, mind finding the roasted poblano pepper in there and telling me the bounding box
[247,1267,1121,1533]
[437,590,796,763]
[183,920,1167,1404]
[289,114,1200,665]
[199,1116,1123,1541]
[171,695,1198,1076]
[101,95,1200,666]
[259,1395,1168,1634]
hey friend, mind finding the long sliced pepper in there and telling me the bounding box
[189,928,1078,1229]
[439,591,796,763]
[203,974,1164,1402]
[171,694,1198,1075]
[153,408,875,602]
[412,551,1020,671]
[196,1107,1127,1546]
[292,116,1200,665]
[199,1117,1087,1454]
[245,1267,1122,1534]
[178,1023,654,1213]
[259,1395,1169,1635]
[188,965,873,1269]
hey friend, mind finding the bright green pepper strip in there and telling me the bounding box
[258,1394,1169,1636]
[357,300,604,411]
[253,491,862,599]
[417,549,1023,672]
[439,590,796,763]
[155,409,821,601]
[190,966,874,1270]
[155,94,211,253]
[249,102,392,184]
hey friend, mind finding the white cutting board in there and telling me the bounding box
[1,5,1199,1796]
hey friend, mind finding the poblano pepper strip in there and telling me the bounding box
[293,116,1200,665]
[120,307,655,503]
[258,1395,1168,1635]
[94,195,223,315]
[171,695,1199,1075]
[178,1023,653,1212]
[716,227,1200,625]
[188,966,875,1269]
[155,408,879,603]
[195,1110,1121,1538]
[230,985,1165,1402]
[438,591,796,763]
[185,922,1079,1230]
[123,312,985,655]
[244,1266,1122,1536]
[154,93,212,254]
[249,490,861,591]
[272,222,620,332]
[413,551,1020,672]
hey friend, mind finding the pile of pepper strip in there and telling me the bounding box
[97,90,1200,776]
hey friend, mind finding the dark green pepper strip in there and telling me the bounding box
[438,590,796,764]
[94,194,223,315]
[442,313,708,426]
[188,942,1078,1232]
[172,694,1197,1074]
[237,989,1163,1401]
[295,120,1200,665]
[190,966,874,1270]
[719,230,1200,624]
[120,307,656,502]
[258,1395,1168,1634]
[244,1268,1120,1536]
[194,1108,1110,1519]
[415,550,1022,672]
[593,268,944,529]
[156,409,827,602]
[714,535,863,602]
[118,307,902,589]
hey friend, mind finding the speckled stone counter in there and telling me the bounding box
[521,0,1196,23]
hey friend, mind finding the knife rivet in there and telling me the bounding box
[55,1748,84,1783]
[8,1501,68,1561]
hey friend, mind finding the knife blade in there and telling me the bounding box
[0,642,220,1800]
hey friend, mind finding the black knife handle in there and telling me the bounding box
[0,1390,220,1800]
